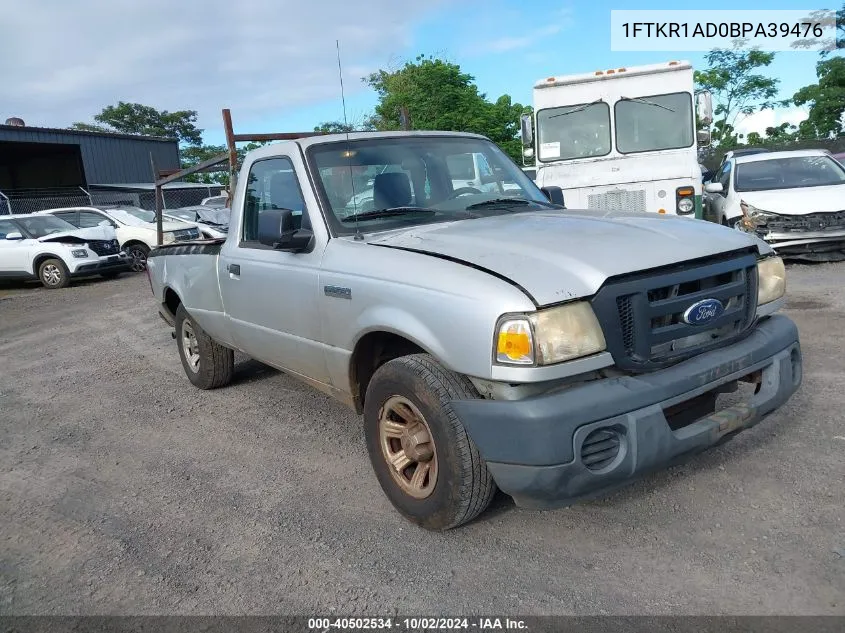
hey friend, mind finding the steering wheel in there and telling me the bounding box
[447,186,483,200]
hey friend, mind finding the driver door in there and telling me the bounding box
[218,154,331,384]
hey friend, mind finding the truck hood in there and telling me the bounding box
[367,210,766,305]
[39,225,117,243]
[738,185,845,215]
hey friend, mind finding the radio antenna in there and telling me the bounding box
[336,39,362,241]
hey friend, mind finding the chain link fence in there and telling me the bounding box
[0,185,225,215]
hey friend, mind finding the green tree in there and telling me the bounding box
[314,121,354,133]
[180,144,228,184]
[746,131,763,145]
[363,55,527,162]
[70,101,203,145]
[792,57,845,138]
[694,45,780,145]
[765,122,800,141]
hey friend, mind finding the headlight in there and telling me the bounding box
[495,301,606,366]
[71,249,88,258]
[739,201,776,232]
[757,256,786,305]
[677,198,694,214]
[676,187,695,215]
[162,232,176,244]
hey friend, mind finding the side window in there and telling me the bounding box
[52,211,79,226]
[477,153,493,178]
[446,154,475,181]
[0,219,18,239]
[719,162,732,192]
[242,157,308,243]
[79,211,111,228]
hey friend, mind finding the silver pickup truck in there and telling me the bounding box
[146,131,802,531]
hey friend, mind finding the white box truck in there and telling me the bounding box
[520,60,713,219]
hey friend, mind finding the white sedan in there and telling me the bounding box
[704,149,845,261]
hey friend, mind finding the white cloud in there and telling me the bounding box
[466,7,573,55]
[0,0,448,133]
[735,106,809,138]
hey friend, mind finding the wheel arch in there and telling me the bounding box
[349,330,429,414]
[162,286,183,321]
[31,252,66,276]
[122,238,151,250]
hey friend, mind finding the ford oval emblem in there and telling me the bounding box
[682,298,724,326]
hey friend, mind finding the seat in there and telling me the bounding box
[373,172,412,210]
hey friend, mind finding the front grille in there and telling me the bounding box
[591,251,759,372]
[580,428,621,471]
[588,188,647,213]
[87,239,120,256]
[760,210,845,233]
[172,228,200,242]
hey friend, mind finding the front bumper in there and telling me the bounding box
[763,234,845,262]
[69,253,132,277]
[451,315,802,509]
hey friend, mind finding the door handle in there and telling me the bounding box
[227,263,240,275]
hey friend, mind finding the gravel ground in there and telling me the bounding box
[0,266,843,616]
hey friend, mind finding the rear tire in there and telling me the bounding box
[175,304,234,389]
[38,258,70,289]
[363,353,496,531]
[125,244,149,272]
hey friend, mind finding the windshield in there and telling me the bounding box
[17,215,78,238]
[536,102,611,161]
[307,136,550,235]
[735,156,845,192]
[615,92,694,154]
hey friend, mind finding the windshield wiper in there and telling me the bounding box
[619,96,675,112]
[465,198,561,211]
[340,207,436,223]
[548,99,603,119]
[465,198,531,210]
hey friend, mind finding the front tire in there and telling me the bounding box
[364,354,496,531]
[125,244,149,272]
[38,258,70,289]
[175,304,234,389]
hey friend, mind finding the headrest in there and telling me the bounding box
[269,171,303,212]
[373,172,412,210]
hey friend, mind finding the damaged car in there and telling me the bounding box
[0,213,130,288]
[162,206,230,239]
[704,149,845,261]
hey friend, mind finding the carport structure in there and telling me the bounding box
[150,108,328,245]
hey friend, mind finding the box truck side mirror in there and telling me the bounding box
[520,114,533,148]
[696,91,713,127]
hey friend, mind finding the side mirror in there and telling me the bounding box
[4,232,23,240]
[540,186,565,207]
[696,91,713,126]
[257,208,313,252]
[696,129,712,147]
[704,182,724,194]
[98,220,114,228]
[520,114,533,148]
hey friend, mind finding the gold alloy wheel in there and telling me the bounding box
[378,395,438,499]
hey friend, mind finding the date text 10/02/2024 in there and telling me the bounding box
[307,617,529,630]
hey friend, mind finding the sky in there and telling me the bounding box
[1,0,835,146]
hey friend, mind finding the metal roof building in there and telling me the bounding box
[0,123,181,191]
